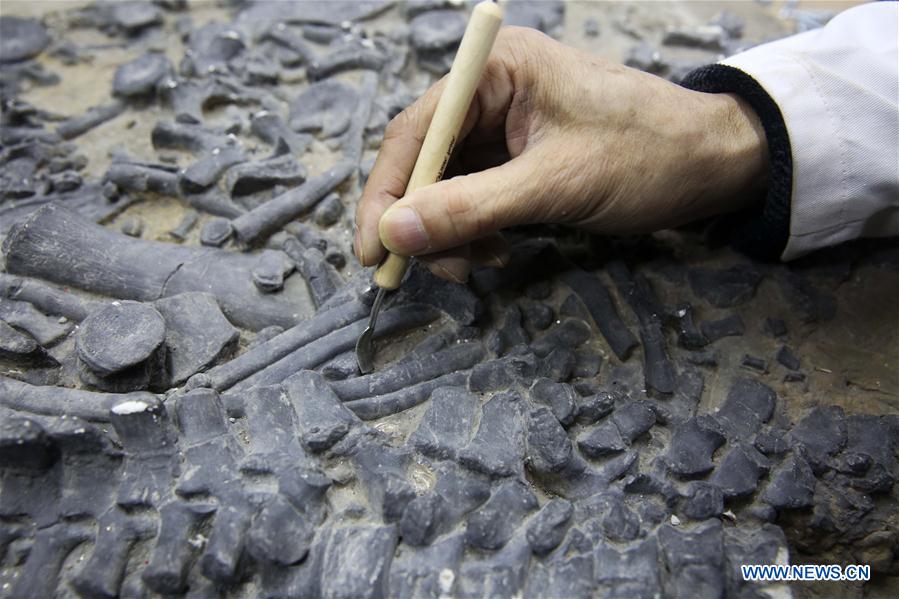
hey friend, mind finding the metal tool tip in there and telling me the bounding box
[355,287,387,374]
[355,330,375,374]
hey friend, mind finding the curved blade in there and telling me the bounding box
[354,287,386,374]
[354,326,376,374]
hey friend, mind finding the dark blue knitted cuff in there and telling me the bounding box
[681,64,792,261]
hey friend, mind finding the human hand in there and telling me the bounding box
[354,27,769,283]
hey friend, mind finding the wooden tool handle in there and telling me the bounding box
[373,0,504,290]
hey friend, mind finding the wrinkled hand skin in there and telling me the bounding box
[355,27,769,283]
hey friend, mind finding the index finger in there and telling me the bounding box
[354,78,448,267]
[354,28,527,267]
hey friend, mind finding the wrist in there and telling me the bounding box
[692,91,770,216]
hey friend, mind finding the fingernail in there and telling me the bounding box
[484,249,509,268]
[380,206,429,254]
[431,261,469,284]
[353,224,365,264]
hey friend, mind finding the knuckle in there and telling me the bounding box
[494,27,555,87]
[444,178,475,218]
[482,196,501,233]
[446,177,498,239]
[438,179,477,244]
[501,26,550,56]
[380,173,407,200]
[498,26,541,46]
[383,108,412,140]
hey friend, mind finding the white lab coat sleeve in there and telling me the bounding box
[683,2,899,260]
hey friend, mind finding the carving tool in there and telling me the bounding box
[355,0,504,374]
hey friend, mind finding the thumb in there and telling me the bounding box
[378,159,540,256]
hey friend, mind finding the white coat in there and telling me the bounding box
[686,2,899,260]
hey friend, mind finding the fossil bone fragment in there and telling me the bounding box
[229,303,439,393]
[0,16,51,63]
[559,268,638,360]
[168,209,199,241]
[57,100,126,140]
[0,375,157,422]
[282,239,341,307]
[191,298,369,392]
[3,203,315,330]
[230,160,355,245]
[106,161,180,197]
[0,296,72,345]
[345,372,470,420]
[0,320,57,366]
[225,146,307,197]
[332,342,485,402]
[607,261,676,395]
[112,51,172,97]
[307,42,387,81]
